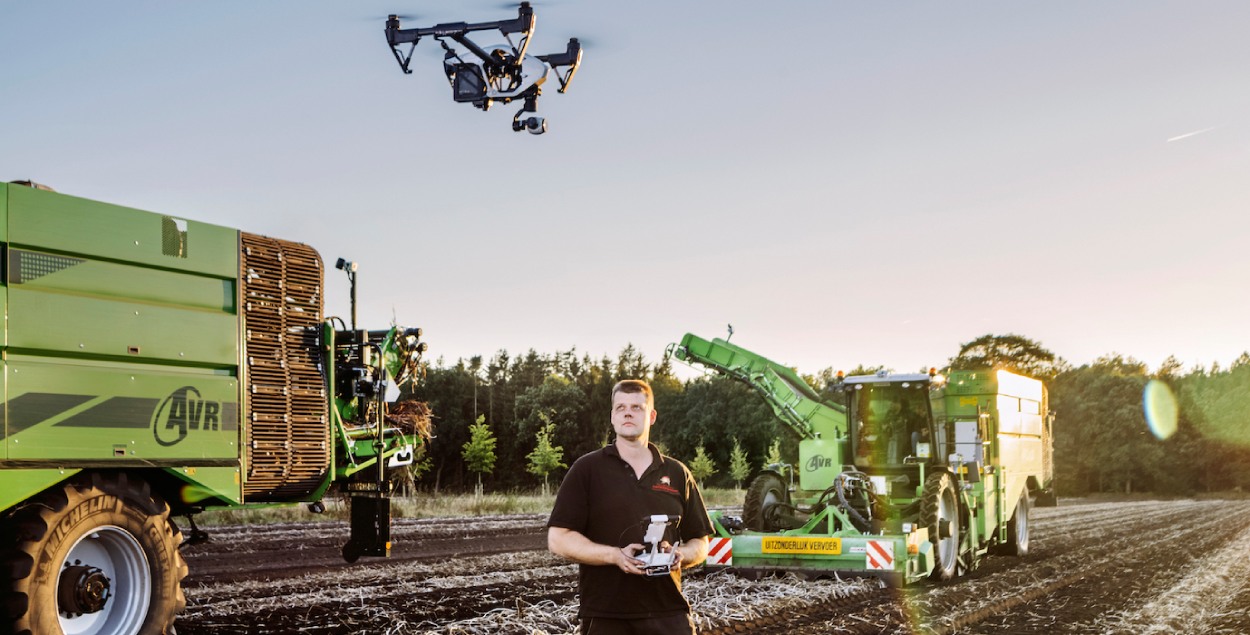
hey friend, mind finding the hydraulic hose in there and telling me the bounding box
[835,470,876,533]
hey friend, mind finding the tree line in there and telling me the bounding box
[401,335,1250,496]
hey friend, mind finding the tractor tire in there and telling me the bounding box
[743,472,789,532]
[920,471,961,581]
[1,472,187,635]
[1000,494,1030,557]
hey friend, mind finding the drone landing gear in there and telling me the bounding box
[512,93,546,135]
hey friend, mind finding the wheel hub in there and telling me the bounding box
[58,563,112,616]
[938,518,953,539]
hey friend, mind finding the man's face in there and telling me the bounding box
[611,391,656,442]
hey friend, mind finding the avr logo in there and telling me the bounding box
[805,455,833,472]
[153,386,222,446]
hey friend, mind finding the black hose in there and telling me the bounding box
[765,473,878,532]
[835,471,876,533]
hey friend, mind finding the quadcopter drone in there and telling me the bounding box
[385,2,583,134]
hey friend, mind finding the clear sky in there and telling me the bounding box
[3,2,1248,378]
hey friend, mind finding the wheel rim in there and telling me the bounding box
[760,478,786,527]
[762,484,784,508]
[58,526,151,635]
[936,487,958,569]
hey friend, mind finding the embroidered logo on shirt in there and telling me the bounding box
[652,475,679,495]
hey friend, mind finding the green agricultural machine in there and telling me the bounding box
[0,181,429,635]
[668,333,1055,586]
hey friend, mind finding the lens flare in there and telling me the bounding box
[1143,380,1178,440]
[180,483,222,504]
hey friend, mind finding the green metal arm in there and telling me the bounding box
[666,333,848,441]
[325,324,427,474]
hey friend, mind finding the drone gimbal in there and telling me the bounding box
[384,2,583,134]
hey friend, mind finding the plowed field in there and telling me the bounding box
[175,499,1250,634]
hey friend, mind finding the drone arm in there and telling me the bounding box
[387,2,536,71]
[537,38,583,93]
[387,21,501,46]
[386,22,499,74]
[393,1,534,41]
[444,4,534,61]
[449,33,498,67]
[496,3,535,37]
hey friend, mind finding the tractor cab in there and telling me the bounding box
[840,371,945,500]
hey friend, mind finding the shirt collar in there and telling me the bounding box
[604,442,665,467]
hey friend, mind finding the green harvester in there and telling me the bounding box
[0,181,427,635]
[668,333,1055,586]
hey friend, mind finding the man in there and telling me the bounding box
[548,379,713,634]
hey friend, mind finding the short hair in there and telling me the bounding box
[611,379,654,409]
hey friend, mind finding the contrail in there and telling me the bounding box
[1167,126,1219,143]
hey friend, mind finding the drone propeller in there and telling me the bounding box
[358,12,420,22]
[486,0,559,9]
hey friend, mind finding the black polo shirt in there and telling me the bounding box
[548,443,713,619]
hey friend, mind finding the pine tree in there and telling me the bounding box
[526,415,567,497]
[728,439,751,490]
[689,444,717,489]
[764,439,783,468]
[462,415,497,497]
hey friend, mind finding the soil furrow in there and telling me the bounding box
[173,499,1250,634]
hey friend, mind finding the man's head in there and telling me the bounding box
[611,379,654,409]
[611,379,656,443]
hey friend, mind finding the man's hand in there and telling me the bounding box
[615,543,647,575]
[550,527,649,574]
[550,528,708,574]
[671,537,708,569]
[659,540,683,569]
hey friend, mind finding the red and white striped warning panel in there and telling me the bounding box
[708,537,733,566]
[865,540,894,570]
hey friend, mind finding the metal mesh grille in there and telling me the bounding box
[162,216,188,258]
[8,250,86,284]
[240,232,328,501]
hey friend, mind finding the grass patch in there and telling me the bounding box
[194,501,348,526]
[702,487,745,508]
[192,487,746,526]
[393,491,557,517]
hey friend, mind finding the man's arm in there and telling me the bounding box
[548,526,647,575]
[673,536,708,569]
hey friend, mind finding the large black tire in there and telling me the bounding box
[1,472,187,635]
[1000,494,1030,557]
[743,472,789,532]
[919,471,961,581]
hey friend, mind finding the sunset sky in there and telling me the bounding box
[3,1,1247,377]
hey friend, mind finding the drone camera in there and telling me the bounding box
[512,114,546,134]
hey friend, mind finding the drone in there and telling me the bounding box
[385,2,583,134]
